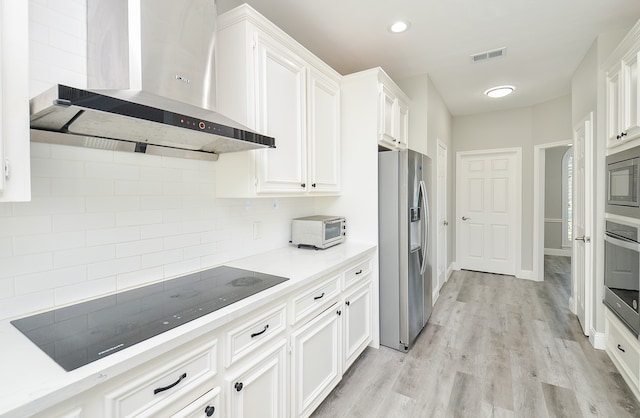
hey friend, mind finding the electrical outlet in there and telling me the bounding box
[253,221,262,240]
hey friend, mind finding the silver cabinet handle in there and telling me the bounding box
[575,236,591,243]
[462,216,470,221]
[443,220,449,226]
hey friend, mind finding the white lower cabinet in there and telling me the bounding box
[605,309,640,400]
[226,339,288,418]
[39,252,376,418]
[343,280,373,371]
[291,303,343,418]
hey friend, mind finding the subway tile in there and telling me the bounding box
[0,278,14,300]
[31,157,84,178]
[50,66,87,88]
[0,204,11,217]
[141,249,183,269]
[161,156,198,170]
[50,144,114,163]
[85,162,139,181]
[0,290,54,321]
[164,233,201,250]
[139,166,183,182]
[115,238,163,258]
[31,177,52,197]
[29,20,49,44]
[53,245,115,269]
[117,267,164,291]
[162,182,202,196]
[183,169,215,184]
[140,196,183,211]
[88,256,140,280]
[54,276,116,307]
[115,152,162,167]
[53,212,115,232]
[52,178,114,196]
[85,196,140,213]
[0,253,53,280]
[164,259,201,279]
[14,266,86,295]
[86,226,141,246]
[0,238,12,258]
[183,243,217,259]
[0,215,52,238]
[30,142,51,159]
[182,220,216,234]
[115,181,163,196]
[116,210,163,227]
[140,222,183,239]
[49,28,86,56]
[14,231,85,256]
[12,196,85,216]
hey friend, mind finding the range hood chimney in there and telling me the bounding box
[29,0,274,161]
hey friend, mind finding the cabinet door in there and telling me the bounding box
[308,69,340,193]
[291,304,342,418]
[0,0,30,202]
[343,281,372,370]
[227,340,288,418]
[397,99,409,149]
[254,32,308,193]
[622,52,640,142]
[607,64,623,147]
[378,84,397,147]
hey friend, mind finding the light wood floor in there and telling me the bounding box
[312,256,640,417]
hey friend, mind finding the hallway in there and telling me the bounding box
[312,257,640,417]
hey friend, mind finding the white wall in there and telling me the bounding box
[453,95,572,272]
[0,0,321,321]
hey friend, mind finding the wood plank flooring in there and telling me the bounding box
[312,256,640,418]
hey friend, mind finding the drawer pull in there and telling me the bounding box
[337,310,342,316]
[618,344,626,353]
[205,405,216,416]
[250,324,269,338]
[235,382,244,392]
[153,372,187,395]
[346,301,351,306]
[355,269,363,275]
[314,292,325,300]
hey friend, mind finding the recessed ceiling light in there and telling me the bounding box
[484,85,515,98]
[389,20,410,33]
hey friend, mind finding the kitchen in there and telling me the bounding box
[2,0,640,417]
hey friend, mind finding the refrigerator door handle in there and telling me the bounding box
[419,180,429,275]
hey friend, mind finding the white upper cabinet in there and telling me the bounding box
[215,5,341,197]
[0,0,30,202]
[604,20,640,149]
[378,78,409,150]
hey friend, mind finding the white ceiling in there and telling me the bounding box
[217,0,640,116]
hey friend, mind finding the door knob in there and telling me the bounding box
[462,216,470,221]
[574,236,591,243]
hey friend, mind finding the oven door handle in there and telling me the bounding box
[605,234,640,251]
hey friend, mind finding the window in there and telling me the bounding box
[562,147,573,248]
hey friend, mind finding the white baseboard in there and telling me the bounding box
[516,269,537,281]
[432,287,440,305]
[449,262,459,274]
[544,248,572,257]
[590,328,605,350]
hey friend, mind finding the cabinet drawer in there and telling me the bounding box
[344,258,372,289]
[178,387,221,418]
[291,274,340,325]
[607,311,640,383]
[225,303,287,367]
[104,340,217,418]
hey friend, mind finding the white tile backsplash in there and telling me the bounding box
[14,266,86,295]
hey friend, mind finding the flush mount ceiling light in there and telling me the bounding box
[389,20,410,33]
[484,85,515,98]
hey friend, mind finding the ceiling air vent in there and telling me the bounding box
[471,47,506,63]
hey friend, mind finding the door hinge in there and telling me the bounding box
[4,159,9,180]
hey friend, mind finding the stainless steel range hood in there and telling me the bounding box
[29,0,274,161]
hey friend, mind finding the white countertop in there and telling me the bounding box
[0,242,376,417]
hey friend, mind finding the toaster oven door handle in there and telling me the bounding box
[605,234,640,252]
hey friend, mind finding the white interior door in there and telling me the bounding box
[572,113,593,335]
[456,149,519,275]
[436,140,448,296]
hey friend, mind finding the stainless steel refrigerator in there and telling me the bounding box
[379,149,432,352]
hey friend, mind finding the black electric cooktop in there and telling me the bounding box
[11,266,288,371]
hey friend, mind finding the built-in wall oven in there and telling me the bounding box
[604,220,640,337]
[606,145,640,218]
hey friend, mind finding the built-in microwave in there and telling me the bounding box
[607,145,640,218]
[291,216,346,249]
